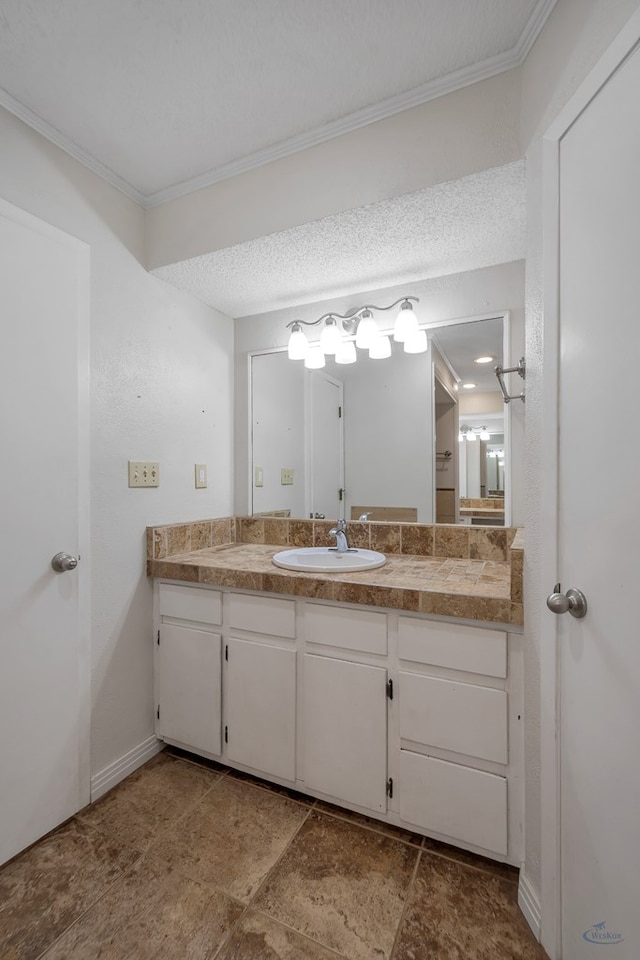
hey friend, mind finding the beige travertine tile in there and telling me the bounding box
[210,516,234,545]
[420,592,511,623]
[153,526,168,559]
[400,524,434,556]
[263,572,335,600]
[77,752,221,850]
[421,836,519,882]
[237,517,265,543]
[42,854,243,960]
[0,819,140,960]
[289,519,314,547]
[434,526,470,559]
[150,560,200,581]
[332,582,420,612]
[191,520,213,550]
[313,520,335,546]
[510,602,524,625]
[217,910,345,960]
[200,567,265,590]
[346,521,370,548]
[263,518,289,545]
[167,523,192,555]
[469,527,509,560]
[511,549,523,602]
[370,522,401,553]
[392,853,546,959]
[315,801,423,847]
[226,767,314,805]
[254,811,417,960]
[152,777,309,902]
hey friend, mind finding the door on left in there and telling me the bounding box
[0,199,90,865]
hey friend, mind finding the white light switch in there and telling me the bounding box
[281,468,294,485]
[128,461,159,487]
[195,464,207,488]
[254,466,264,487]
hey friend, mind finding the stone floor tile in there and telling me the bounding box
[41,853,243,960]
[151,777,309,902]
[216,909,347,959]
[421,836,519,883]
[0,819,139,960]
[77,750,221,849]
[315,801,423,848]
[254,811,418,960]
[392,853,547,960]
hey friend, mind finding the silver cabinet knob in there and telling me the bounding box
[51,552,79,573]
[546,582,587,619]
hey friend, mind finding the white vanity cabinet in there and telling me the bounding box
[153,580,522,865]
[155,583,223,756]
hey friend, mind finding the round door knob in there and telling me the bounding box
[546,582,587,619]
[51,552,79,573]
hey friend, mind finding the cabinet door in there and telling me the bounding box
[226,638,296,781]
[157,624,222,755]
[303,654,387,812]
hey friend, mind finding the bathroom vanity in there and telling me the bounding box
[149,517,524,867]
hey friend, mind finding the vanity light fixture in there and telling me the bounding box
[479,427,491,441]
[459,425,491,442]
[285,296,423,365]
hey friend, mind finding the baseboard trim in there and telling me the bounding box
[90,735,164,802]
[518,871,542,941]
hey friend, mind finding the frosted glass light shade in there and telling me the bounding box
[304,346,326,369]
[320,318,342,355]
[287,323,309,360]
[479,428,490,441]
[355,311,377,349]
[466,430,477,441]
[335,340,357,364]
[393,301,419,342]
[369,334,392,359]
[404,329,428,354]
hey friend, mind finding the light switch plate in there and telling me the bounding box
[128,461,159,487]
[281,468,294,485]
[254,466,264,487]
[195,464,207,488]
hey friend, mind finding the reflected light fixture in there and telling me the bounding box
[474,355,494,364]
[285,297,423,366]
[479,427,491,441]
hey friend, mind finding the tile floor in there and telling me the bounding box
[0,749,548,960]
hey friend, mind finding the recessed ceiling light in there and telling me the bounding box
[462,382,476,389]
[474,355,494,364]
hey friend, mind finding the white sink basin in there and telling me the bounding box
[272,547,387,573]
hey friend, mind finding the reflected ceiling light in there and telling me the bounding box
[461,382,477,389]
[404,329,428,354]
[466,429,477,440]
[393,300,420,342]
[304,345,325,369]
[287,322,309,360]
[285,297,420,365]
[479,427,491,441]
[369,333,392,359]
[319,317,342,355]
[474,355,494,364]
[335,340,357,364]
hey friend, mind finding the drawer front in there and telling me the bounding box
[305,604,387,655]
[227,592,295,637]
[399,750,507,855]
[159,583,222,625]
[398,617,506,678]
[399,672,507,764]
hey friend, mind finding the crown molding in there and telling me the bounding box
[1,0,556,210]
[0,87,146,206]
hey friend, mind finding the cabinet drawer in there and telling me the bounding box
[159,583,222,625]
[305,604,387,655]
[399,672,507,764]
[398,617,506,678]
[399,750,507,855]
[227,592,295,637]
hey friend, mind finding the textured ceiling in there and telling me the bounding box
[153,160,525,317]
[0,0,554,202]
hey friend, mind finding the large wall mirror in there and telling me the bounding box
[249,313,511,526]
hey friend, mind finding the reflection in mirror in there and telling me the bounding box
[250,314,509,525]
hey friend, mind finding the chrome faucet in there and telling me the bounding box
[329,518,350,554]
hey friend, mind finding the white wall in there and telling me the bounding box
[234,261,525,524]
[0,105,234,778]
[146,71,521,269]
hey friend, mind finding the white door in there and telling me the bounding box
[303,654,388,811]
[0,200,89,865]
[226,637,297,781]
[544,31,640,958]
[307,371,344,520]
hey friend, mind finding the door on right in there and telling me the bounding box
[556,39,640,957]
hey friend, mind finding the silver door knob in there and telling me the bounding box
[51,552,79,573]
[546,582,587,619]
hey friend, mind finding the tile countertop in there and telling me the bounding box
[148,541,524,627]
